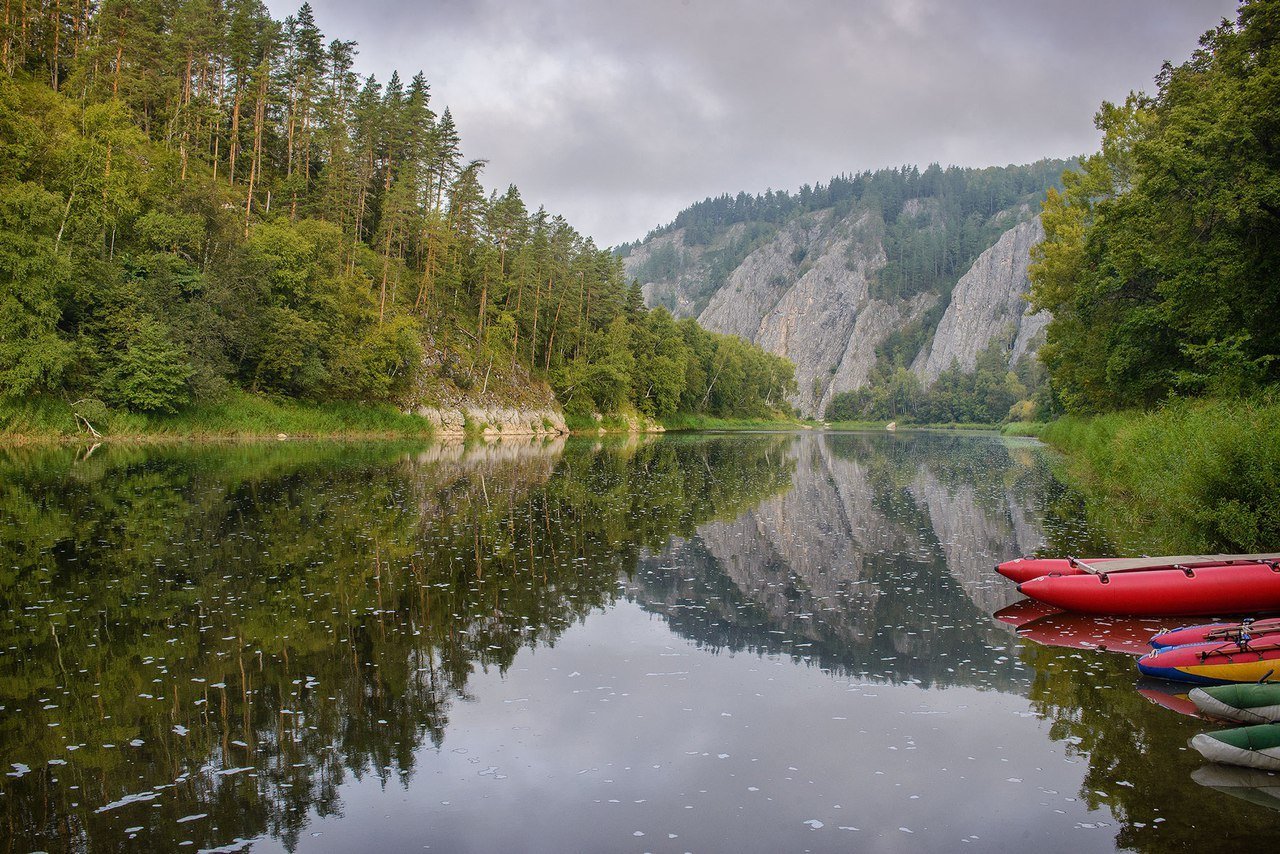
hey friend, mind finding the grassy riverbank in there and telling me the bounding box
[0,394,436,444]
[824,420,1002,431]
[660,413,808,432]
[1036,398,1280,553]
[2,395,806,444]
[561,411,804,434]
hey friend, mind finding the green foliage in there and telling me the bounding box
[1031,1,1280,412]
[0,390,436,440]
[1039,397,1280,552]
[0,396,80,436]
[659,412,802,431]
[630,241,682,284]
[0,180,75,396]
[869,162,1069,301]
[100,314,192,412]
[826,339,1042,425]
[553,308,795,421]
[0,4,792,432]
[646,162,1067,248]
[874,297,948,368]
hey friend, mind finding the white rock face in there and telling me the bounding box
[694,211,940,416]
[914,220,1048,384]
[627,201,1051,418]
[632,223,750,317]
[411,406,567,436]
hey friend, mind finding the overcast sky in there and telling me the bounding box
[266,0,1239,247]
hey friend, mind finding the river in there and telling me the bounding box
[1,431,1276,852]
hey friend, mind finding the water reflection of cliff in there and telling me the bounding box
[0,435,792,853]
[629,432,1048,690]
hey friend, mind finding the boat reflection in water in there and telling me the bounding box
[1007,609,1184,656]
[1135,677,1202,719]
[993,597,1064,629]
[1192,765,1280,812]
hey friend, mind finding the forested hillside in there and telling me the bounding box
[1030,0,1280,412]
[622,161,1068,419]
[0,1,795,433]
[626,162,1066,314]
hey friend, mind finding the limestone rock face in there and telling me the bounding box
[627,200,1050,418]
[693,211,942,416]
[411,405,567,436]
[632,223,750,318]
[913,219,1048,384]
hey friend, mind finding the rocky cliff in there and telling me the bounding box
[913,219,1049,384]
[623,163,1066,417]
[695,210,942,417]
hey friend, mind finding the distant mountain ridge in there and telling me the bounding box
[620,161,1070,416]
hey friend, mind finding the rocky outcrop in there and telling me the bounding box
[410,405,567,437]
[913,219,1048,383]
[404,331,570,436]
[625,170,1062,418]
[628,208,1045,418]
[634,222,751,317]
[692,211,939,416]
[580,412,666,434]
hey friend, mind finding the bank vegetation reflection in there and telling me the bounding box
[0,436,792,851]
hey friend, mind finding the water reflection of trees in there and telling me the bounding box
[0,435,792,852]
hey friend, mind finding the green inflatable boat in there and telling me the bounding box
[1190,683,1280,724]
[1191,723,1280,771]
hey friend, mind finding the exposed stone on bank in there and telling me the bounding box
[410,406,568,436]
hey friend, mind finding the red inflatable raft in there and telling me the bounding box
[996,556,1104,583]
[1137,640,1280,685]
[1016,560,1280,617]
[995,552,1280,585]
[1150,617,1280,649]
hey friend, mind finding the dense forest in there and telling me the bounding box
[1030,0,1280,413]
[0,1,794,429]
[826,339,1049,424]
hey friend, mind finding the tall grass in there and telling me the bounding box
[561,410,800,433]
[0,393,434,443]
[1000,421,1048,437]
[660,413,803,432]
[1040,399,1280,552]
[0,397,79,438]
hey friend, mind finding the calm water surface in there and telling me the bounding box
[1,431,1277,852]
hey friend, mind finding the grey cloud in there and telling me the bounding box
[268,0,1238,246]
